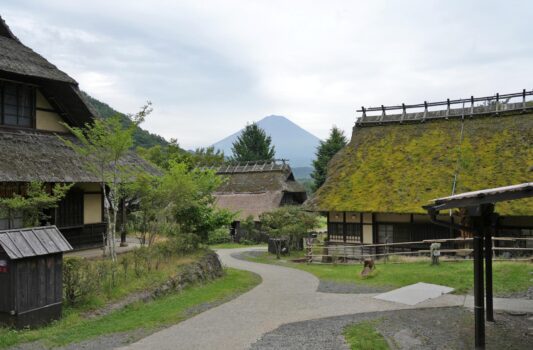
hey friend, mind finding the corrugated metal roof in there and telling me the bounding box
[0,226,73,260]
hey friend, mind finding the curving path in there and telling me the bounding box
[120,248,468,350]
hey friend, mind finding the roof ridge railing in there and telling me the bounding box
[356,89,533,126]
[199,159,290,173]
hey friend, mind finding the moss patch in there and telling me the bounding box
[308,114,533,215]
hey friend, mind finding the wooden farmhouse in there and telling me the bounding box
[212,160,308,237]
[0,17,153,249]
[306,92,533,250]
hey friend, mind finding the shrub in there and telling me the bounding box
[63,257,98,305]
[208,227,231,245]
[171,233,201,254]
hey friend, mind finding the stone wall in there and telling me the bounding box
[153,250,224,297]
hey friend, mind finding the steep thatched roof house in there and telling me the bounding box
[212,160,307,237]
[306,92,533,248]
[0,16,154,248]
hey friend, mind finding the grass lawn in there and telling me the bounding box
[343,320,389,350]
[209,242,267,249]
[245,251,532,295]
[0,268,260,349]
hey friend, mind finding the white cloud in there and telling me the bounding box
[2,0,532,148]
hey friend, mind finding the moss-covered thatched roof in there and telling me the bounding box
[306,113,533,215]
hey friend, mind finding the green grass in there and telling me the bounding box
[209,242,267,249]
[343,320,389,350]
[63,251,206,312]
[0,268,260,349]
[246,252,532,295]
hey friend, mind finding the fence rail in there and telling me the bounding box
[355,89,533,126]
[305,236,533,264]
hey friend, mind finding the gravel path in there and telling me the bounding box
[232,250,392,294]
[119,248,466,350]
[250,307,533,350]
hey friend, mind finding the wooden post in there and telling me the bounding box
[326,212,330,242]
[523,89,527,111]
[423,101,428,122]
[470,96,475,116]
[495,93,500,115]
[446,98,450,119]
[120,199,127,247]
[343,212,347,243]
[401,103,406,123]
[485,208,497,322]
[473,223,485,349]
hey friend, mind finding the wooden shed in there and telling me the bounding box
[0,226,72,328]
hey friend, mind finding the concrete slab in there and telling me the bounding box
[374,282,454,305]
[463,296,533,313]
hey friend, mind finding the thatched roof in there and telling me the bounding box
[0,16,95,126]
[214,192,284,220]
[212,162,307,220]
[306,113,533,215]
[0,128,159,183]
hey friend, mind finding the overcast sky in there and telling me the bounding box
[3,1,532,148]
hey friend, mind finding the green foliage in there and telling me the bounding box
[246,253,532,295]
[309,115,533,214]
[343,321,389,350]
[260,206,319,250]
[311,126,347,191]
[297,177,315,195]
[126,172,171,246]
[207,228,232,245]
[138,141,225,171]
[161,162,235,242]
[62,239,204,306]
[61,103,152,261]
[0,268,260,349]
[238,215,265,243]
[190,146,225,167]
[83,92,167,148]
[63,257,98,305]
[0,182,71,227]
[137,139,189,170]
[231,123,275,162]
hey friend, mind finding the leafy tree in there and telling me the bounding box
[82,92,167,148]
[61,103,152,262]
[231,123,275,162]
[126,173,170,246]
[137,138,187,170]
[0,182,71,228]
[260,206,319,259]
[161,162,235,242]
[138,142,225,170]
[190,146,225,167]
[311,126,347,191]
[238,215,264,243]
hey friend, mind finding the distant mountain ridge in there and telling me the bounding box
[82,92,168,148]
[212,115,321,168]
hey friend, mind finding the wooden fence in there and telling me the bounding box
[304,237,533,264]
[356,89,533,126]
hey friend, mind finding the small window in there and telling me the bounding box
[1,82,35,128]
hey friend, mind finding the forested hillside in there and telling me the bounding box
[82,92,168,148]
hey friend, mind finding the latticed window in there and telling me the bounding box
[1,81,35,128]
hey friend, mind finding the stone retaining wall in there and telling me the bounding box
[154,250,224,297]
